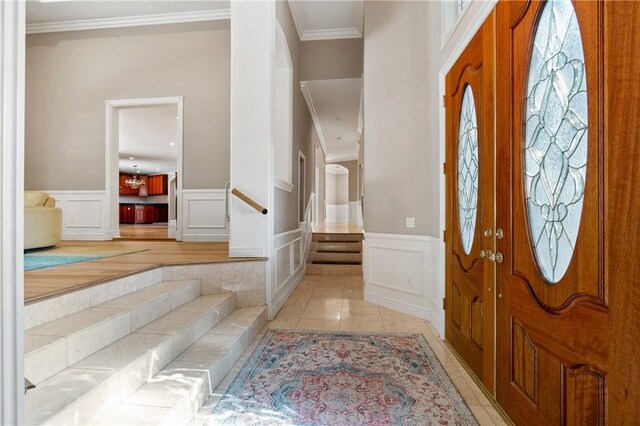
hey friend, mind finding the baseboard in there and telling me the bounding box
[364,292,431,320]
[181,234,230,242]
[229,247,265,257]
[61,233,111,241]
[270,263,306,319]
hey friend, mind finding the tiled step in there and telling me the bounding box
[95,306,268,426]
[24,293,236,426]
[309,251,362,263]
[311,241,362,253]
[312,233,363,243]
[25,279,201,385]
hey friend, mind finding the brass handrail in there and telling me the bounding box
[231,188,268,215]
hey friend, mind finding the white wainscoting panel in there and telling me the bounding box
[325,204,349,224]
[47,191,110,240]
[364,232,442,327]
[349,201,363,226]
[181,189,229,242]
[270,227,307,319]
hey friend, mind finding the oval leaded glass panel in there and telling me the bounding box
[458,85,479,255]
[525,0,587,284]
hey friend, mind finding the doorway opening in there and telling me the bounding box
[105,97,184,241]
[325,164,349,224]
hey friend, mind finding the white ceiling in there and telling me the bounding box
[118,105,178,175]
[288,0,363,41]
[26,0,230,33]
[302,78,362,162]
[326,164,348,174]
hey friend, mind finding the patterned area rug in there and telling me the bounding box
[24,247,148,271]
[208,330,478,426]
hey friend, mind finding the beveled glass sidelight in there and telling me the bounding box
[457,85,479,255]
[524,0,588,284]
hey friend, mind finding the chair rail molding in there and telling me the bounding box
[0,1,26,423]
[363,232,444,336]
[26,8,231,34]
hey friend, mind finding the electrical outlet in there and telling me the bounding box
[405,217,416,228]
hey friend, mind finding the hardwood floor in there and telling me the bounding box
[119,224,172,240]
[24,240,262,305]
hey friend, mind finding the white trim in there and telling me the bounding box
[274,21,294,190]
[274,178,294,192]
[270,228,306,319]
[288,1,363,41]
[297,150,306,224]
[299,28,362,41]
[26,8,231,35]
[363,232,443,336]
[228,248,265,258]
[181,189,229,242]
[105,96,184,241]
[0,1,25,422]
[300,81,328,157]
[363,232,437,242]
[46,190,109,240]
[365,293,431,320]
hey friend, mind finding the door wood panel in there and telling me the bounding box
[495,1,607,424]
[445,12,495,393]
[605,1,640,422]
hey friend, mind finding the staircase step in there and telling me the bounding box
[95,306,267,426]
[309,251,362,263]
[24,280,201,386]
[311,241,362,253]
[312,233,363,243]
[98,279,202,330]
[24,293,236,426]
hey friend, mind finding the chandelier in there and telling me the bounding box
[125,167,145,189]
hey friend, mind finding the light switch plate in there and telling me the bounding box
[406,217,416,228]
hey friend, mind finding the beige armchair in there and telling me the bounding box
[24,191,62,250]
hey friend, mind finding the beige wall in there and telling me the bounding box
[25,21,230,191]
[363,1,440,236]
[335,174,349,204]
[273,1,314,234]
[328,160,358,202]
[300,38,364,81]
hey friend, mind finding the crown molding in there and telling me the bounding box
[26,8,230,34]
[299,28,362,41]
[288,1,362,42]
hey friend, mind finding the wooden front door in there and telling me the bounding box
[445,13,495,392]
[495,1,607,424]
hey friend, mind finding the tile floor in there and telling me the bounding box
[191,274,509,426]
